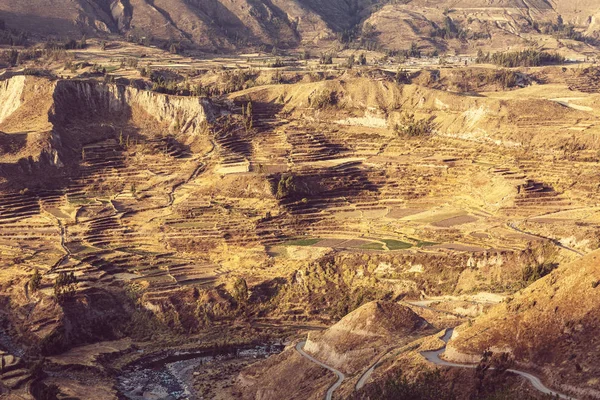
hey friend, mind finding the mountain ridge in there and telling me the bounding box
[0,0,599,53]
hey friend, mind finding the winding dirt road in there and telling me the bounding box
[507,222,584,257]
[296,341,345,400]
[421,329,575,399]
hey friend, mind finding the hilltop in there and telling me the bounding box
[233,301,433,399]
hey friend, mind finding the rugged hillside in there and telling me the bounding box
[1,66,600,398]
[0,75,212,180]
[0,0,330,50]
[446,250,600,399]
[1,0,599,52]
[303,301,432,373]
[234,301,433,399]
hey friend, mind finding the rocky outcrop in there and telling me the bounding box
[0,76,214,184]
[51,80,214,137]
[304,301,432,373]
[0,76,25,125]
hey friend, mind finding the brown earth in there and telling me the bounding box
[1,0,599,54]
[447,250,600,399]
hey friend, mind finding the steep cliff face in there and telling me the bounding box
[51,80,214,136]
[0,76,214,183]
[0,75,25,125]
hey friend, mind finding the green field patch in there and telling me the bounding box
[284,238,321,246]
[382,239,413,250]
[361,242,385,250]
[406,237,438,248]
[67,196,93,205]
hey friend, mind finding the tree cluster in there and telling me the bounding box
[476,49,565,67]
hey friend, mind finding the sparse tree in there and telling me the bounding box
[169,42,180,54]
[79,35,87,49]
[29,268,42,293]
[394,112,435,137]
[345,54,355,69]
[54,271,77,302]
[276,175,296,199]
[231,277,249,306]
[242,101,253,131]
[395,68,410,84]
[358,53,367,65]
[409,42,421,58]
[320,53,333,65]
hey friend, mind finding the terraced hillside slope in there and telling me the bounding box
[1,53,600,399]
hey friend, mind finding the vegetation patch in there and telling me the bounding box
[415,240,438,248]
[309,88,338,109]
[476,49,565,67]
[284,238,321,246]
[361,242,385,250]
[382,239,413,250]
[394,112,435,137]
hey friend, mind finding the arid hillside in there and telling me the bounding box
[447,250,600,399]
[1,0,599,53]
[1,29,600,398]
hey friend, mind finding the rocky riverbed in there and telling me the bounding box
[117,344,284,400]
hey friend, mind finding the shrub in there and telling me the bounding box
[394,112,435,137]
[138,65,151,77]
[230,277,249,306]
[54,271,77,302]
[127,28,152,46]
[345,54,355,69]
[0,21,27,46]
[358,53,367,65]
[520,241,558,285]
[535,18,590,43]
[268,58,284,68]
[409,42,421,58]
[151,76,179,94]
[221,68,256,94]
[276,175,296,199]
[320,52,334,65]
[350,368,456,400]
[29,268,42,293]
[125,57,139,68]
[309,89,337,109]
[31,383,61,400]
[395,68,410,84]
[430,16,466,40]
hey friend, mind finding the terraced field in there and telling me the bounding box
[2,62,600,399]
